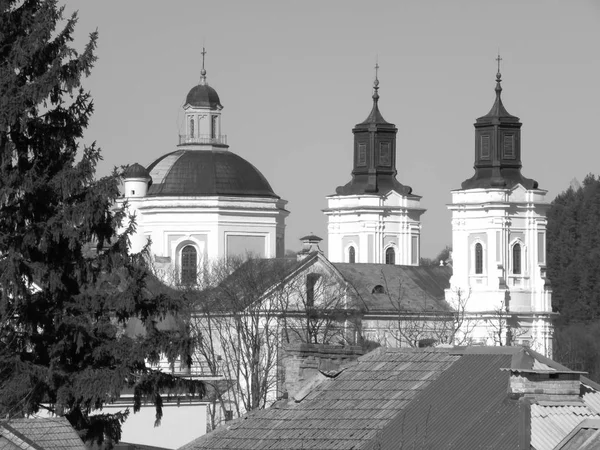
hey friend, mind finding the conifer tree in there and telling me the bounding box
[0,0,202,445]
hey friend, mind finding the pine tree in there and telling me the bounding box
[0,1,202,445]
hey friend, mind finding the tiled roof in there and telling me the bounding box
[179,347,459,450]
[0,418,86,450]
[333,264,452,313]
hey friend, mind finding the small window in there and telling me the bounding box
[190,117,195,138]
[475,243,483,274]
[348,246,356,263]
[181,245,197,284]
[357,144,367,166]
[385,247,395,265]
[379,142,391,166]
[513,243,521,275]
[211,115,218,139]
[306,273,321,307]
[503,134,515,158]
[480,135,490,159]
[224,410,233,421]
[372,285,385,294]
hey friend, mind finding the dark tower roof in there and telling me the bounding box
[461,61,538,190]
[185,84,222,109]
[335,67,413,196]
[122,163,151,179]
[184,47,223,110]
[146,150,279,198]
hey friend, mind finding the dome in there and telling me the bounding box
[185,84,222,109]
[123,162,151,179]
[146,150,278,198]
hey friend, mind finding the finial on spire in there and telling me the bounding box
[495,51,502,94]
[200,47,207,85]
[373,59,380,101]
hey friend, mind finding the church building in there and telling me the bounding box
[446,62,554,355]
[120,50,288,283]
[323,68,425,266]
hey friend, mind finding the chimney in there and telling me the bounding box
[296,234,323,261]
[279,343,363,400]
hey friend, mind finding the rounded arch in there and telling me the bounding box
[345,243,357,264]
[385,246,396,265]
[510,239,526,275]
[470,239,486,275]
[180,245,197,284]
[189,116,195,137]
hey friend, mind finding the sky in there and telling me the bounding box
[65,0,600,258]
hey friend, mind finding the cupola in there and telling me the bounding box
[122,163,151,198]
[336,65,412,196]
[180,47,227,149]
[461,57,538,190]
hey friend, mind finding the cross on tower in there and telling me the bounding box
[201,47,207,71]
[496,52,502,75]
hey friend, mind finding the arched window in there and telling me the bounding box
[475,243,483,274]
[181,245,197,284]
[513,243,521,274]
[211,115,218,139]
[348,246,356,263]
[385,247,395,265]
[189,117,195,138]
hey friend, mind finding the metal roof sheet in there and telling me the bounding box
[179,348,458,450]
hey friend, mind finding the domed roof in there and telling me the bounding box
[185,84,222,109]
[146,150,278,198]
[123,162,151,179]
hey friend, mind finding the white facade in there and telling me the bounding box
[325,191,424,265]
[120,62,288,283]
[446,185,553,355]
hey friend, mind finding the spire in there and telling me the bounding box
[373,61,380,101]
[200,47,207,85]
[495,52,502,96]
[335,60,413,197]
[461,56,538,190]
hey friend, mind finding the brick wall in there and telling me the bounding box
[280,343,363,399]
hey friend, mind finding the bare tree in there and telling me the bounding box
[486,291,529,347]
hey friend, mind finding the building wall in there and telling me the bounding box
[447,185,554,356]
[325,191,424,265]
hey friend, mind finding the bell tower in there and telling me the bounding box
[447,57,554,356]
[324,65,425,265]
[180,47,227,150]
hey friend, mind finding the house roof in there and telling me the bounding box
[333,263,452,313]
[179,347,459,450]
[554,419,600,450]
[0,418,86,450]
[178,346,600,450]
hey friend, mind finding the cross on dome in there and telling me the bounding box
[200,47,207,85]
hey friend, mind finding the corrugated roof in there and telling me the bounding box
[179,348,459,450]
[531,404,599,450]
[333,264,452,313]
[0,418,86,450]
[375,353,528,450]
[554,419,600,450]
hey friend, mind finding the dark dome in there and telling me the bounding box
[146,150,278,198]
[123,162,150,179]
[185,84,222,109]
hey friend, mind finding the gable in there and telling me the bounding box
[333,263,452,313]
